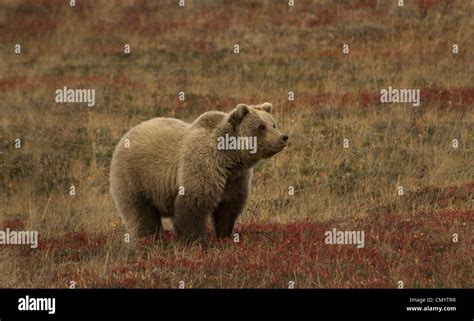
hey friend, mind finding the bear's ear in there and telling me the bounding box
[229,104,250,126]
[254,102,273,114]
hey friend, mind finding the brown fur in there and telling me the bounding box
[109,103,288,244]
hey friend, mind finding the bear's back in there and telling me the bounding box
[121,117,189,159]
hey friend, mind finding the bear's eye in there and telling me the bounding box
[272,123,276,129]
[258,124,266,131]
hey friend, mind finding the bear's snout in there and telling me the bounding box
[280,134,289,145]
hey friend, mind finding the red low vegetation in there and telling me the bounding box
[5,208,467,288]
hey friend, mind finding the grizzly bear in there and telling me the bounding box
[109,102,288,244]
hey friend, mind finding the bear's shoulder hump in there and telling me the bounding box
[191,111,227,130]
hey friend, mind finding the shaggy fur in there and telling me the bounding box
[109,102,288,244]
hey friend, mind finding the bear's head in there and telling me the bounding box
[224,102,288,166]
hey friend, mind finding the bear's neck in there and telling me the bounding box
[214,127,257,173]
[217,150,252,173]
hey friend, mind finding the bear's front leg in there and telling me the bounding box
[173,180,224,245]
[212,200,245,238]
[172,136,228,245]
[213,170,251,238]
[173,195,208,245]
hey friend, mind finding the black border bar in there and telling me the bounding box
[0,289,472,321]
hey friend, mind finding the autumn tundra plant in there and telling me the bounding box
[110,102,288,244]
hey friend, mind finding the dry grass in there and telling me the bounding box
[0,0,472,288]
